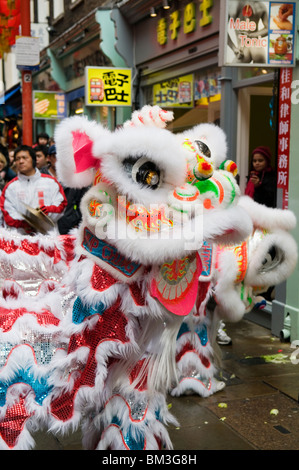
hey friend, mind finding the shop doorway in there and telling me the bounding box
[236,85,276,194]
[237,83,278,329]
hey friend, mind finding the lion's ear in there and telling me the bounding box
[55,116,110,188]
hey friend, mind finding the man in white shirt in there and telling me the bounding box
[0,145,67,234]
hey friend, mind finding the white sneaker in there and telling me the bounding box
[217,322,232,345]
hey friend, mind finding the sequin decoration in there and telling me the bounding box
[0,236,65,264]
[0,397,33,448]
[129,282,146,306]
[72,296,106,324]
[178,371,212,390]
[82,227,142,279]
[177,322,208,347]
[127,395,148,421]
[91,264,117,292]
[51,298,129,423]
[0,306,60,333]
[110,416,146,450]
[0,368,52,407]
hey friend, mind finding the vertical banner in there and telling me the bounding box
[219,1,296,67]
[277,68,292,209]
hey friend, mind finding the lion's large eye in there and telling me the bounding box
[260,245,284,273]
[195,140,211,159]
[123,156,161,190]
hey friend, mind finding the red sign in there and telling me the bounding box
[277,68,292,209]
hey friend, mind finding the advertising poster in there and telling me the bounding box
[153,74,194,108]
[219,1,296,67]
[85,67,132,107]
[33,91,67,120]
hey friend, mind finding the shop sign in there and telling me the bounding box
[85,67,132,107]
[33,91,67,120]
[134,1,219,65]
[156,0,213,45]
[277,68,292,209]
[219,1,297,67]
[153,74,194,108]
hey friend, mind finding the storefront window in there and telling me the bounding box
[69,98,84,116]
[238,67,272,81]
[144,66,222,132]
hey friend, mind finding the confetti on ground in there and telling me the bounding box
[270,409,279,416]
[262,354,289,364]
[218,402,228,408]
[220,417,226,421]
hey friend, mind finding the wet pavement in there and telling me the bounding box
[33,318,299,451]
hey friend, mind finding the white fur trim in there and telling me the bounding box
[245,229,298,287]
[214,250,246,322]
[238,196,297,231]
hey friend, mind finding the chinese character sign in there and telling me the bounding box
[220,1,296,67]
[85,67,132,107]
[156,0,213,45]
[277,68,292,209]
[153,75,194,108]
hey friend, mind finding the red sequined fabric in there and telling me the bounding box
[129,282,146,306]
[0,236,75,265]
[0,306,60,332]
[91,264,117,291]
[0,398,33,448]
[51,297,130,422]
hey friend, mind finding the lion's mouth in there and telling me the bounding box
[118,198,174,233]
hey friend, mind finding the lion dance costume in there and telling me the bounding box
[0,106,296,450]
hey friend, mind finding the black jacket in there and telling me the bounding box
[252,170,276,208]
[58,186,89,235]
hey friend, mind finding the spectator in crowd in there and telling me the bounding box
[35,145,50,172]
[245,146,276,207]
[0,143,16,182]
[0,153,8,191]
[42,144,57,178]
[34,132,50,149]
[0,145,67,235]
[8,148,18,174]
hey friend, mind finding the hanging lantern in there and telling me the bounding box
[0,1,21,53]
[0,0,20,17]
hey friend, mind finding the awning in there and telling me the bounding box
[0,83,22,118]
[66,86,85,102]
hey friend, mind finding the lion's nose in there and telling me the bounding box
[194,159,214,180]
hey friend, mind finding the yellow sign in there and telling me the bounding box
[153,74,194,108]
[157,0,213,45]
[85,67,132,106]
